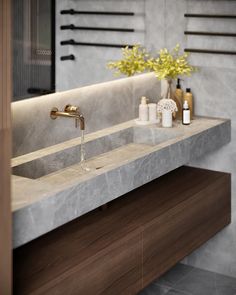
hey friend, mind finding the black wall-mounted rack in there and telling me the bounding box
[185,31,236,37]
[185,48,236,55]
[60,55,75,61]
[184,13,236,19]
[60,9,134,16]
[60,25,134,32]
[60,39,133,48]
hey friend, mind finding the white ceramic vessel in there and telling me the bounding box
[162,110,172,127]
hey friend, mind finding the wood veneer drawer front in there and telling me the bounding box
[13,167,231,294]
[30,233,142,295]
[142,174,231,286]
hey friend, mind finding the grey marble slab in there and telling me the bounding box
[12,117,230,248]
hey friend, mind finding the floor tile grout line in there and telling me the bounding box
[154,282,193,295]
[181,263,236,285]
[153,264,236,295]
[213,273,218,295]
[173,265,196,285]
[148,260,236,294]
[153,264,196,289]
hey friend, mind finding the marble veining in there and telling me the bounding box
[12,117,230,248]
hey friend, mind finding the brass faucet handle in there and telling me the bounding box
[50,107,59,120]
[64,104,79,114]
[50,104,85,130]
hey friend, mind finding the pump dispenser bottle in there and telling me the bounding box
[182,100,190,125]
[139,96,149,121]
[174,79,183,120]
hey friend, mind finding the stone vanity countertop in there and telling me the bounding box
[12,117,231,248]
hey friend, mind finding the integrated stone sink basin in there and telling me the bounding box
[12,125,182,179]
[12,117,230,248]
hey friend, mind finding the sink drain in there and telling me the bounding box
[96,166,104,170]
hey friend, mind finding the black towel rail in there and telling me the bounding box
[184,13,236,19]
[185,31,236,37]
[61,9,134,16]
[60,55,75,61]
[60,39,133,48]
[185,48,236,55]
[60,24,134,32]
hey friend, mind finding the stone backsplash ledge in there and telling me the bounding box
[12,73,160,157]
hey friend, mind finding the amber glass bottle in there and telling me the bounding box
[173,78,183,120]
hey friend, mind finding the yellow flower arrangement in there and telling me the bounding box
[107,44,150,77]
[107,44,196,80]
[147,44,196,80]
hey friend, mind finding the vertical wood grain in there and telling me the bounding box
[0,0,12,293]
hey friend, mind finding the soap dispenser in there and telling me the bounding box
[174,78,183,120]
[139,96,149,121]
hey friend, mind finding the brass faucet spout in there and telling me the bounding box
[50,105,85,130]
[77,114,85,130]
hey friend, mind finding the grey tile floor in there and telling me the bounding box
[139,263,236,295]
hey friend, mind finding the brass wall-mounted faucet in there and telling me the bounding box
[50,104,85,130]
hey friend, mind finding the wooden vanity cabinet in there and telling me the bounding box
[37,232,142,295]
[142,170,231,286]
[14,166,231,295]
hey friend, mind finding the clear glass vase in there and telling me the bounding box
[161,78,181,120]
[161,78,173,99]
